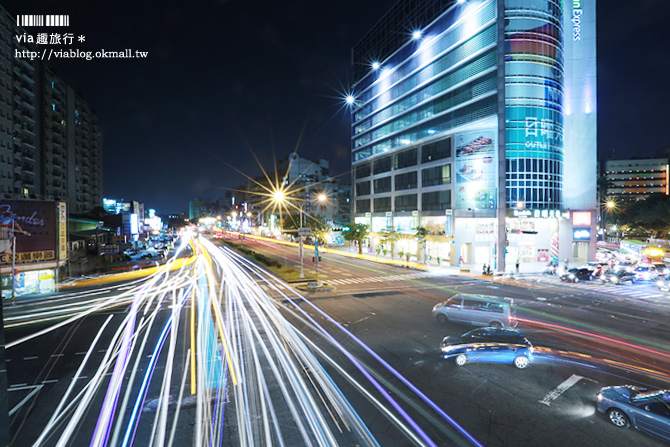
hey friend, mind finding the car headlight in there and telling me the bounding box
[596,393,603,402]
[569,274,575,279]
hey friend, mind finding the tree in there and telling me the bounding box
[619,195,670,238]
[343,223,369,255]
[379,228,399,260]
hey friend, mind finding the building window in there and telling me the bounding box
[395,194,417,212]
[356,199,370,213]
[374,176,392,193]
[395,171,417,190]
[422,190,451,211]
[356,181,371,196]
[373,156,392,174]
[355,163,371,179]
[421,138,451,163]
[395,148,417,169]
[373,196,391,212]
[422,164,451,187]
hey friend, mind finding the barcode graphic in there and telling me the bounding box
[17,15,70,27]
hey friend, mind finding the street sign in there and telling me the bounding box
[298,227,312,236]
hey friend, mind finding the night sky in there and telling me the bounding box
[4,0,670,214]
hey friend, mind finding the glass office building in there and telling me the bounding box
[351,0,597,270]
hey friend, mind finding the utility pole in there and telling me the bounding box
[299,205,304,279]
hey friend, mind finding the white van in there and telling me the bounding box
[432,294,516,328]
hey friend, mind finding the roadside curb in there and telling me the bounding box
[295,282,334,292]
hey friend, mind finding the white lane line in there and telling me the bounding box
[50,354,64,358]
[9,384,43,416]
[23,356,38,361]
[42,379,59,384]
[539,374,584,406]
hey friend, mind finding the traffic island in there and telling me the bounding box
[295,281,333,292]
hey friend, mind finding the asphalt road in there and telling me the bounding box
[4,235,669,446]
[219,235,670,446]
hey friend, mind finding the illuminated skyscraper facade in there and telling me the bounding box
[351,0,597,270]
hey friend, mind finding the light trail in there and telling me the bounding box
[19,233,480,446]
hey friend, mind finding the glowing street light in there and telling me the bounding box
[272,190,285,204]
[371,61,380,70]
[317,193,327,203]
[345,95,355,105]
[412,30,422,40]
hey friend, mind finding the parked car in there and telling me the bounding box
[596,385,670,442]
[633,265,658,281]
[560,267,594,283]
[601,270,637,285]
[432,294,516,328]
[440,327,534,369]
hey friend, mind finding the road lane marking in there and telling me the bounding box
[50,354,64,358]
[8,384,43,416]
[23,356,38,361]
[539,374,584,406]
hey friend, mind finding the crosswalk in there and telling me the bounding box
[323,271,438,286]
[255,271,442,291]
[527,275,670,300]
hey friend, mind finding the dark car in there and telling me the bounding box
[560,267,594,283]
[440,327,534,369]
[596,385,670,442]
[602,270,637,285]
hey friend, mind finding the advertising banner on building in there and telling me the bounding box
[454,129,497,210]
[0,200,57,264]
[58,201,67,261]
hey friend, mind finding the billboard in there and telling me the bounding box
[0,200,57,264]
[454,129,497,210]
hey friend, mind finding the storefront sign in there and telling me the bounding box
[573,228,591,240]
[572,211,591,226]
[1,250,55,263]
[510,209,564,219]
